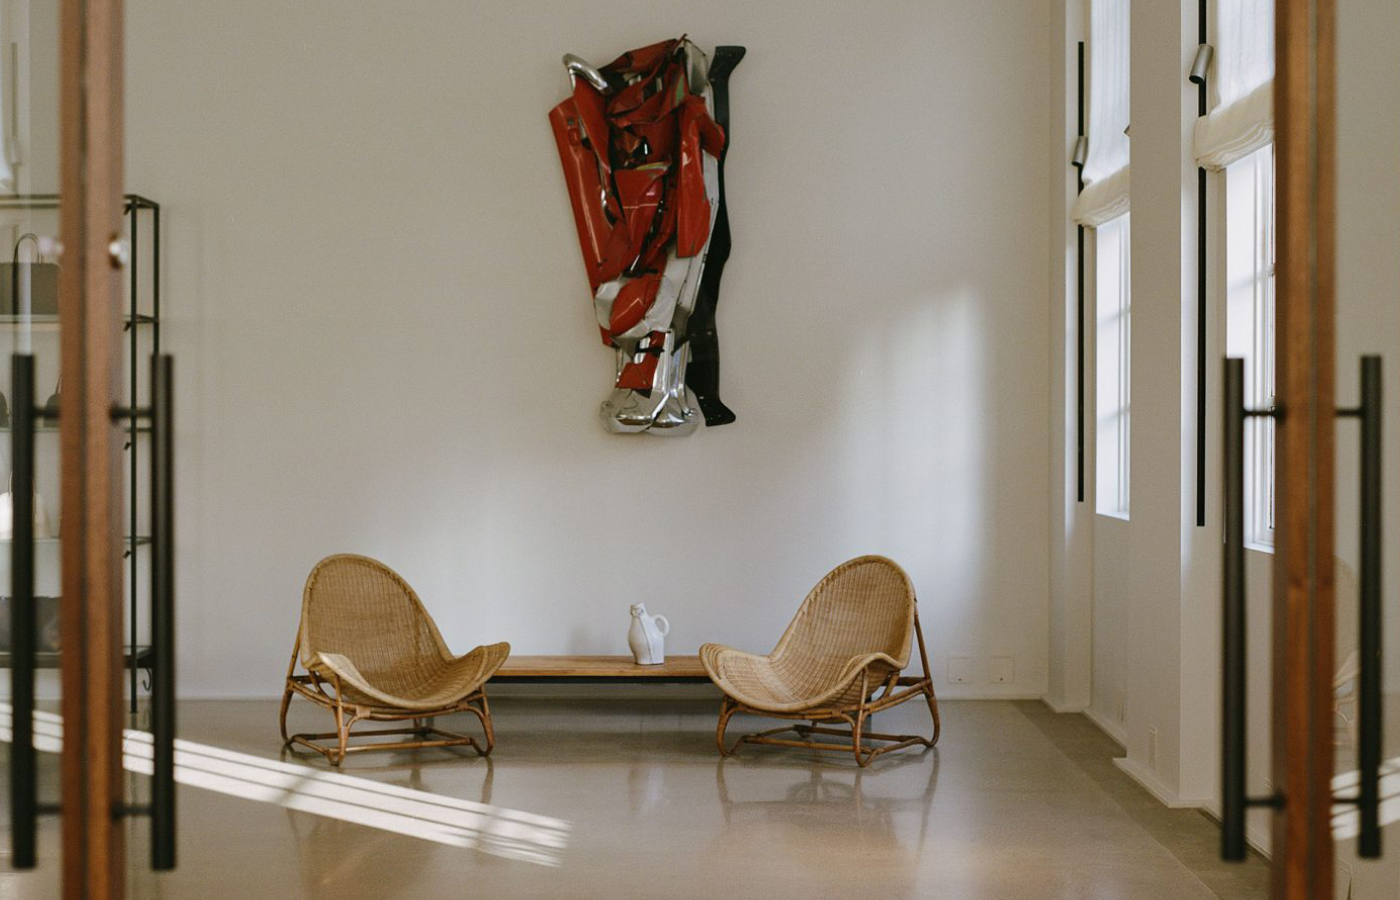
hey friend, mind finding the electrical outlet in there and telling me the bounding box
[989,656,1014,684]
[1147,726,1159,770]
[948,656,974,684]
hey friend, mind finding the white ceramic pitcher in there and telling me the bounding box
[628,603,670,666]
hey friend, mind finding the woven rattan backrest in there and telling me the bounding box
[772,556,916,674]
[299,554,450,674]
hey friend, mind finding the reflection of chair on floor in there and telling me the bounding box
[713,755,938,872]
[702,556,940,766]
[280,554,510,765]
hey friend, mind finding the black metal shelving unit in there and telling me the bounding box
[0,192,161,714]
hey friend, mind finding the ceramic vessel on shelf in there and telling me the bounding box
[0,482,54,540]
[628,603,669,666]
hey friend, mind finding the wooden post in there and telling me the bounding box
[1271,0,1337,896]
[58,0,126,896]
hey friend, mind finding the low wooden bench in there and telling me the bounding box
[491,655,711,684]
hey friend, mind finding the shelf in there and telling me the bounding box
[0,536,151,545]
[0,315,158,331]
[0,644,153,671]
[0,424,151,434]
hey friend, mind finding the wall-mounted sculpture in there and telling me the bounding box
[549,38,744,435]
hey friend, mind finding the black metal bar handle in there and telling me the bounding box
[1357,355,1383,858]
[150,354,176,870]
[1075,40,1086,505]
[1221,358,1249,861]
[9,354,38,869]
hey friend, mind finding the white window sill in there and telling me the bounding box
[1245,540,1275,555]
[1096,510,1130,523]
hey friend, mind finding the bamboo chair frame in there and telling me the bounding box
[707,557,940,768]
[280,651,495,766]
[279,554,505,766]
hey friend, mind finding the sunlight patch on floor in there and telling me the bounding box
[1,703,570,866]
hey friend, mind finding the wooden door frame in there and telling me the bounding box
[57,0,127,897]
[1271,0,1337,897]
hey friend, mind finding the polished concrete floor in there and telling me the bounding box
[2,697,1269,899]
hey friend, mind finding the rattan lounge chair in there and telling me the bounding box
[279,554,510,765]
[701,555,940,767]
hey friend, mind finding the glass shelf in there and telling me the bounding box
[0,314,157,330]
[0,644,153,670]
[0,536,151,545]
[0,425,151,434]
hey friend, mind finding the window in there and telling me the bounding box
[1095,213,1131,518]
[1224,144,1275,546]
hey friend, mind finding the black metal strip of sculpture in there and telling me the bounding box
[684,46,743,427]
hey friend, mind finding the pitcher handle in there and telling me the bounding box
[654,615,670,636]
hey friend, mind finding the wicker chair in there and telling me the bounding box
[279,554,510,765]
[701,555,940,767]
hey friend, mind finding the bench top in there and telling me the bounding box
[492,654,710,682]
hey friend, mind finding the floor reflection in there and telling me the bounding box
[709,751,939,899]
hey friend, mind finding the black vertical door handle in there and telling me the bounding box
[1221,358,1249,861]
[150,354,177,870]
[8,354,38,869]
[1354,355,1383,859]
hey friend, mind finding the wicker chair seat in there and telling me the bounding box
[309,641,510,711]
[699,645,902,713]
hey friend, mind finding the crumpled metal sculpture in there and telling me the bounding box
[549,38,744,435]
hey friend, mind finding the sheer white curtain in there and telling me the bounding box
[1194,0,1274,170]
[1071,0,1130,227]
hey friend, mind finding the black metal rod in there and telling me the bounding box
[9,354,38,869]
[150,354,176,870]
[1222,358,1248,861]
[129,203,140,715]
[1076,40,1085,504]
[1357,355,1383,858]
[1194,0,1209,528]
[1196,167,1208,528]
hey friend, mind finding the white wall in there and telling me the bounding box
[124,0,1054,699]
[1044,0,1093,716]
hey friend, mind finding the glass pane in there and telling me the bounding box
[1334,0,1400,895]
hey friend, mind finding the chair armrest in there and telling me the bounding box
[307,651,370,694]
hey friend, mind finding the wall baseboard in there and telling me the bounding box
[1198,801,1273,860]
[1113,756,1210,809]
[1040,694,1087,714]
[1082,705,1128,746]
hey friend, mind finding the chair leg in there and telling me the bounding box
[333,700,350,766]
[278,686,294,743]
[475,695,494,757]
[716,698,741,757]
[853,705,871,768]
[924,684,941,747]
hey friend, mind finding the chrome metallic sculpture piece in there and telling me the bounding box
[550,38,744,435]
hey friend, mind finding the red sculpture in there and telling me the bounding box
[550,38,744,434]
